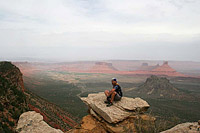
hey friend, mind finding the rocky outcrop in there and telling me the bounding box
[161,120,200,133]
[69,92,154,133]
[16,111,63,133]
[81,92,149,123]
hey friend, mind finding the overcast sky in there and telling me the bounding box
[0,0,200,61]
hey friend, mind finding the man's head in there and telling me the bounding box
[111,78,117,85]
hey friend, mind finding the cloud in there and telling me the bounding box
[0,0,200,61]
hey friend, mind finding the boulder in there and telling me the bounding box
[81,92,150,123]
[161,121,200,133]
[16,111,63,133]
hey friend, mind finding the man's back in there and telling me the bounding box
[114,83,123,97]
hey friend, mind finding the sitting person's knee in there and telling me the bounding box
[111,89,115,92]
[104,90,109,95]
[111,91,117,96]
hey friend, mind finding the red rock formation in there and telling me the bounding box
[138,63,159,71]
[88,62,118,73]
[84,61,186,77]
[152,61,176,72]
[151,61,185,77]
[14,61,188,78]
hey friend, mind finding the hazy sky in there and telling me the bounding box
[0,0,200,61]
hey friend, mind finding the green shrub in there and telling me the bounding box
[0,103,3,111]
[8,121,15,127]
[2,117,9,123]
[12,110,21,119]
[9,109,13,114]
[0,61,15,73]
[2,124,13,133]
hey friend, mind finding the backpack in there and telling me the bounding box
[116,85,123,97]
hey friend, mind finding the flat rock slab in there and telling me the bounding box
[81,92,150,123]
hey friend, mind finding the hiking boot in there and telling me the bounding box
[104,100,110,104]
[106,102,113,107]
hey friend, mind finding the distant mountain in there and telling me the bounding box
[135,75,196,100]
[88,62,118,73]
[0,61,79,132]
[150,61,185,77]
[152,62,176,73]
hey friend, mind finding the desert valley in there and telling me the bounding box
[6,60,199,132]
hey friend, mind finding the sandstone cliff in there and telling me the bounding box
[0,61,28,132]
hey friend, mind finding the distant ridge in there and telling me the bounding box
[85,61,186,77]
[14,61,191,77]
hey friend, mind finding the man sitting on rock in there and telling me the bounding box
[104,78,123,107]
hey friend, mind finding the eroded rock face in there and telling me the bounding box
[16,111,63,133]
[68,114,155,133]
[161,122,200,133]
[81,92,150,123]
[68,115,107,133]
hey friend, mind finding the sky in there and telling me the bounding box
[0,0,200,62]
